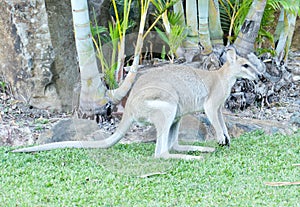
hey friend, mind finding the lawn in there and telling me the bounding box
[1,131,299,206]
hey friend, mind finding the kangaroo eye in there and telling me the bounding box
[242,64,249,68]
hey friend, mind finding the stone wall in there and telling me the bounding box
[0,0,64,110]
[0,0,108,111]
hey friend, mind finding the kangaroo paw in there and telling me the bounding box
[218,134,230,147]
[224,134,230,147]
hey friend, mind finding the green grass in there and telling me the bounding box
[1,131,299,206]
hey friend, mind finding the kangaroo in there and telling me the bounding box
[12,48,264,159]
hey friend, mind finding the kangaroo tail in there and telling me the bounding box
[12,116,133,153]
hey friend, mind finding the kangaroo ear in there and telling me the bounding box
[226,47,237,64]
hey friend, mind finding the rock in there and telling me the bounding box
[0,1,61,110]
[178,115,208,142]
[37,118,109,144]
[290,112,300,127]
[175,113,295,143]
[223,114,294,137]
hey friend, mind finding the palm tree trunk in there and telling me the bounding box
[184,0,199,48]
[274,9,285,43]
[208,0,224,46]
[275,6,299,65]
[198,0,213,54]
[174,0,214,60]
[284,12,298,62]
[71,0,109,115]
[233,0,267,57]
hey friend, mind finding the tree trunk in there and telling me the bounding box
[184,0,199,48]
[71,0,109,115]
[174,0,214,60]
[275,7,299,65]
[233,0,267,57]
[198,0,213,54]
[208,0,224,46]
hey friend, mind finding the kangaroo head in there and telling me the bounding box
[226,47,264,81]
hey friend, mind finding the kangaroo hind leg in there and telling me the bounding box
[151,106,206,160]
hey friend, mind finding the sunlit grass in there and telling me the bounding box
[1,131,299,206]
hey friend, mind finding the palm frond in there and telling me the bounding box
[268,0,300,15]
[151,0,178,16]
[168,12,185,26]
[232,0,252,36]
[219,1,231,35]
[155,26,169,44]
[219,0,252,42]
